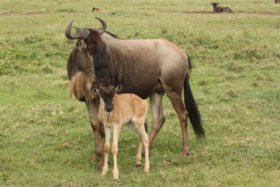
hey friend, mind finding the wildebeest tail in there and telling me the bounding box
[184,58,205,138]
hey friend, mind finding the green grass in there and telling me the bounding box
[1,0,280,186]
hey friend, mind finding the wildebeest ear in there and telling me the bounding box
[115,85,123,93]
[76,40,86,49]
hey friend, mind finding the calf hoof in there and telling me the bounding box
[101,169,108,176]
[113,173,119,180]
[135,160,142,167]
[144,167,150,173]
[135,162,142,168]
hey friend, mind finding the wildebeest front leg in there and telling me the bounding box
[165,90,190,156]
[149,93,165,147]
[86,100,105,168]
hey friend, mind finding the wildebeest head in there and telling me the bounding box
[65,17,112,94]
[65,17,107,53]
[93,83,122,112]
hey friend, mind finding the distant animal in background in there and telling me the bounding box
[211,2,233,13]
[92,7,101,12]
[276,0,280,4]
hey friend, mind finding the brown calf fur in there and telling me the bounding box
[96,91,150,180]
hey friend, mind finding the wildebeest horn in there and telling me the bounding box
[65,20,90,40]
[95,17,107,33]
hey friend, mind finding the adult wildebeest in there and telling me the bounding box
[67,40,105,166]
[65,17,205,156]
[211,2,233,13]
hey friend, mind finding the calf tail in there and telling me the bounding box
[184,58,205,138]
[144,119,148,133]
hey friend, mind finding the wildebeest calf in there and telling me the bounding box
[93,84,150,180]
[211,2,233,13]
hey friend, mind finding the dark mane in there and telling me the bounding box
[89,31,117,85]
[90,38,111,84]
[105,31,118,38]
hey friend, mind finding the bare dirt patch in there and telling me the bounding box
[241,11,280,16]
[0,11,46,17]
[161,10,280,16]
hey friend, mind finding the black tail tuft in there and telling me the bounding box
[144,120,148,133]
[184,74,205,139]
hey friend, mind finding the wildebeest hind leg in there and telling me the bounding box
[149,93,165,147]
[165,90,190,156]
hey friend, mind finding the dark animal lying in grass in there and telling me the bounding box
[211,2,233,13]
[65,17,205,157]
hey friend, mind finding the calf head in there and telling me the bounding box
[93,83,122,112]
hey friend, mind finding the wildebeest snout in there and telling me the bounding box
[105,104,113,112]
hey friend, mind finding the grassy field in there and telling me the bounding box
[1,0,280,186]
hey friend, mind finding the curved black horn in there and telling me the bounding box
[65,20,90,40]
[95,17,107,33]
[65,21,76,39]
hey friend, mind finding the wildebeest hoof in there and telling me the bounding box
[181,151,190,157]
[97,160,104,170]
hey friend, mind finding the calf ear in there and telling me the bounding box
[115,85,123,93]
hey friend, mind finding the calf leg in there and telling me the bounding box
[112,125,121,180]
[135,120,150,173]
[136,136,143,166]
[101,127,110,176]
[149,93,165,146]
